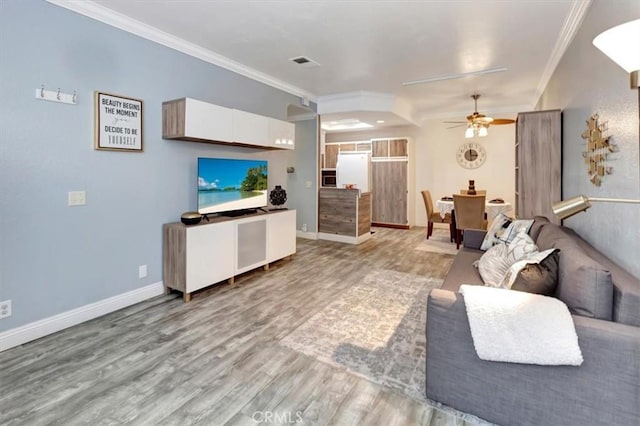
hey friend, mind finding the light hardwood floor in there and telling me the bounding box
[0,226,476,426]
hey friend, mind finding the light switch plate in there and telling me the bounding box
[68,191,86,206]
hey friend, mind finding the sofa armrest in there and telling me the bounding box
[426,288,640,426]
[462,229,486,250]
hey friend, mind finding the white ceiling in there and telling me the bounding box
[56,0,590,130]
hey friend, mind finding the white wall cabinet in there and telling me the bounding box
[162,97,294,150]
[163,98,233,143]
[163,210,296,301]
[268,117,295,149]
[232,109,270,147]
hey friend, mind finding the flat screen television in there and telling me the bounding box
[197,157,268,215]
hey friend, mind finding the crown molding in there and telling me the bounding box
[532,0,592,107]
[45,0,317,102]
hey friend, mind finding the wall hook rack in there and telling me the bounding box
[35,85,77,105]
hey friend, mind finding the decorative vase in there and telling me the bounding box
[467,180,476,195]
[269,185,287,209]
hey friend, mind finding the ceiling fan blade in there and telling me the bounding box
[475,116,494,124]
[446,123,467,129]
[443,121,467,124]
[491,118,516,125]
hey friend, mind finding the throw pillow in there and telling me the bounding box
[501,248,559,292]
[510,250,560,296]
[476,243,513,287]
[480,214,535,250]
[480,214,511,250]
[501,218,535,244]
[506,232,538,263]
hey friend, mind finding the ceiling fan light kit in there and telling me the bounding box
[465,126,474,138]
[453,94,515,138]
[465,123,488,138]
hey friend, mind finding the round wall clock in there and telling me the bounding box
[456,142,486,169]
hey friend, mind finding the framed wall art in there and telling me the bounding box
[94,91,143,152]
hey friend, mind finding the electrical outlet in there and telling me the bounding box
[0,300,12,319]
[138,265,147,279]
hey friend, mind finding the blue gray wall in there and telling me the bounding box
[537,0,640,278]
[0,0,317,331]
[288,118,319,232]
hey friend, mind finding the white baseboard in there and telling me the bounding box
[0,282,165,352]
[317,232,371,245]
[296,230,318,240]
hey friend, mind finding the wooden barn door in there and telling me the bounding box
[371,159,408,227]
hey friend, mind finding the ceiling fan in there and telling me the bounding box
[445,94,515,138]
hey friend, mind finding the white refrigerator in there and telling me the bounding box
[336,152,371,192]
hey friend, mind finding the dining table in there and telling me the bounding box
[435,198,513,223]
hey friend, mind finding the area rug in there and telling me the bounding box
[280,269,442,401]
[414,228,458,255]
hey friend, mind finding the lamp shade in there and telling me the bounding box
[593,19,640,73]
[478,126,488,137]
[554,195,640,219]
[552,195,591,220]
[465,126,474,138]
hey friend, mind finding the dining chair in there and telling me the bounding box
[460,189,487,195]
[421,190,453,241]
[452,194,487,249]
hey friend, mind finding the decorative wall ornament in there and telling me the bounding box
[456,142,486,169]
[94,91,144,152]
[581,114,616,186]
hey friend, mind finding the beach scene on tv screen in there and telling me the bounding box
[198,159,268,214]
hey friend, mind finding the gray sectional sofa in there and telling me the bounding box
[426,216,640,426]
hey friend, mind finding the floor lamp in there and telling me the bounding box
[552,195,640,220]
[554,20,640,220]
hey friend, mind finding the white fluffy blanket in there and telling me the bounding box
[459,285,583,366]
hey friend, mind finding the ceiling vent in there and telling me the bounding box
[290,56,321,68]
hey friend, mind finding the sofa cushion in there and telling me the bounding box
[537,225,613,320]
[528,216,550,242]
[441,247,483,292]
[508,249,560,296]
[562,227,640,327]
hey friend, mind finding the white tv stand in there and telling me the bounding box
[163,209,296,301]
